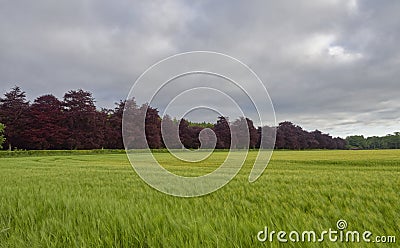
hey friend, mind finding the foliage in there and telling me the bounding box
[0,86,30,149]
[24,95,67,149]
[63,89,103,149]
[102,100,125,149]
[346,133,400,149]
[188,121,214,128]
[0,150,399,247]
[213,116,231,149]
[346,135,367,149]
[275,121,347,150]
[0,122,5,149]
[0,86,351,151]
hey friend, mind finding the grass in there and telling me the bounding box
[0,150,399,247]
[0,149,127,158]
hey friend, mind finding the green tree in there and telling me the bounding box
[345,135,366,149]
[366,136,382,149]
[384,133,400,149]
[0,123,5,149]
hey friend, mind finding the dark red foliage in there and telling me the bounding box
[0,86,347,150]
[144,105,162,149]
[63,89,105,149]
[213,116,231,149]
[102,101,125,149]
[0,86,30,150]
[273,121,345,150]
[24,94,68,149]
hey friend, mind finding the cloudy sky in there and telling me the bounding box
[1,0,399,137]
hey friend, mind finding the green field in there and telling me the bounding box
[0,150,399,247]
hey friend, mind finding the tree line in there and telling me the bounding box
[0,86,392,151]
[346,134,400,149]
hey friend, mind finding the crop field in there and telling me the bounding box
[0,150,399,247]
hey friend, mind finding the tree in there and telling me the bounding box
[177,118,203,149]
[0,86,353,151]
[246,118,259,149]
[102,100,125,149]
[256,125,276,149]
[276,122,301,149]
[333,137,347,150]
[0,123,5,149]
[188,125,203,149]
[213,116,231,149]
[312,130,334,149]
[123,99,148,149]
[345,135,366,149]
[274,121,345,150]
[231,117,250,149]
[384,133,400,149]
[161,115,181,149]
[177,118,191,148]
[63,89,105,149]
[144,105,162,149]
[0,86,30,150]
[366,136,382,149]
[25,94,68,149]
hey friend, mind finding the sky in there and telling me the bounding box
[1,0,399,137]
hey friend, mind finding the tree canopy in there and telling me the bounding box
[346,133,400,149]
[2,86,393,151]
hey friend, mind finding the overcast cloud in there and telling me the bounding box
[1,0,399,137]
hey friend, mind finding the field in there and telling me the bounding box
[0,150,399,247]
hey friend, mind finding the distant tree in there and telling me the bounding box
[256,125,276,149]
[312,130,335,149]
[274,125,285,149]
[188,126,203,149]
[274,121,345,150]
[144,105,162,149]
[231,117,250,149]
[93,109,108,148]
[246,118,259,149]
[383,132,400,149]
[178,118,191,148]
[178,118,203,149]
[0,86,356,151]
[276,122,301,149]
[305,132,319,149]
[333,137,347,150]
[123,99,148,149]
[188,121,214,129]
[63,89,105,149]
[103,100,125,149]
[0,123,5,149]
[213,116,231,149]
[366,136,382,149]
[0,86,30,150]
[161,114,181,149]
[24,94,68,149]
[345,135,366,149]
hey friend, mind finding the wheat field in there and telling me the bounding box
[0,150,399,247]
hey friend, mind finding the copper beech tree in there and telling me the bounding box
[0,86,351,150]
